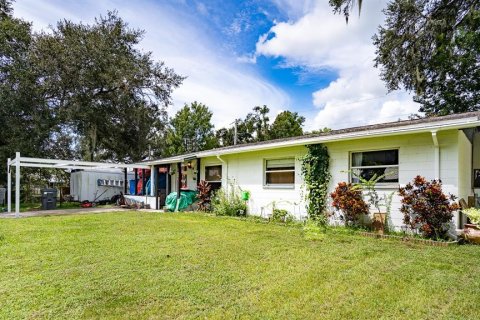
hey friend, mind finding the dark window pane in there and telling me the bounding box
[266,171,295,185]
[205,165,222,182]
[266,166,294,171]
[352,167,399,183]
[352,150,398,167]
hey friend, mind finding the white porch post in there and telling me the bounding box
[431,131,440,180]
[15,152,20,218]
[7,157,11,213]
[150,165,156,197]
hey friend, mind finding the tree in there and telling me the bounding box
[165,102,217,156]
[30,11,184,161]
[269,111,305,139]
[329,0,363,22]
[0,0,58,184]
[331,0,480,116]
[215,106,272,147]
[216,118,256,146]
[251,105,271,141]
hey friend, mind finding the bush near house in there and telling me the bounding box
[196,180,212,212]
[330,182,369,225]
[211,187,247,216]
[399,176,459,240]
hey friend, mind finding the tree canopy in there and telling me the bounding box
[31,11,183,161]
[0,2,183,186]
[215,106,306,146]
[269,111,305,139]
[0,0,58,183]
[331,0,480,116]
[165,102,217,156]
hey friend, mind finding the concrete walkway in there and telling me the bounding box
[0,207,163,218]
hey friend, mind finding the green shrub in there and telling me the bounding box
[211,187,247,217]
[271,208,295,223]
[463,207,480,225]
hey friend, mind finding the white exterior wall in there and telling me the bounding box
[200,147,308,219]
[458,131,473,202]
[124,195,157,208]
[324,129,461,229]
[202,129,466,229]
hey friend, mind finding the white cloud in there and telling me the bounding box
[13,0,289,129]
[259,0,420,129]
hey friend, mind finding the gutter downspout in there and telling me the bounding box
[216,154,228,193]
[431,131,440,180]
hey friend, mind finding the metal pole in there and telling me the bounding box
[150,166,155,197]
[176,163,182,199]
[234,120,238,145]
[196,158,201,185]
[141,169,146,196]
[154,166,159,210]
[134,169,138,196]
[175,162,182,212]
[15,152,20,218]
[7,157,11,213]
[123,168,128,194]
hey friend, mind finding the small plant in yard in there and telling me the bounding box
[196,180,212,212]
[398,176,459,240]
[330,182,369,226]
[463,208,480,225]
[271,208,294,223]
[349,171,395,233]
[350,171,394,214]
[211,185,247,217]
[462,208,480,244]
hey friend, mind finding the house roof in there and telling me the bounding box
[144,111,480,165]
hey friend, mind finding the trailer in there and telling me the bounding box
[70,169,135,202]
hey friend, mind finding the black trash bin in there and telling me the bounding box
[41,188,57,210]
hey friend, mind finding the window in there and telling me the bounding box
[265,158,295,187]
[351,149,399,183]
[205,165,222,182]
[205,165,222,191]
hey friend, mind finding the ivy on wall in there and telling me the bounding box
[300,144,331,222]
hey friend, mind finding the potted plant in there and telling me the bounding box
[350,172,394,234]
[463,207,480,244]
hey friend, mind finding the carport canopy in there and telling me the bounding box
[6,152,150,217]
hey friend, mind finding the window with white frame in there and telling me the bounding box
[265,158,295,187]
[350,149,399,183]
[205,165,222,182]
[205,165,222,190]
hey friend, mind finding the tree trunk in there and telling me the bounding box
[88,125,97,162]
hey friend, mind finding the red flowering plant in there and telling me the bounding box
[330,182,369,225]
[196,180,212,212]
[398,176,459,240]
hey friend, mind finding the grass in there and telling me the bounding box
[19,201,83,212]
[0,202,114,212]
[0,212,479,319]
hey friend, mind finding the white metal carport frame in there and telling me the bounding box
[6,152,150,217]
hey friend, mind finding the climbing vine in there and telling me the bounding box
[300,144,331,222]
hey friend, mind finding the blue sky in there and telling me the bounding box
[13,0,418,130]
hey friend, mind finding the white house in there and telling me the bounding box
[126,112,480,230]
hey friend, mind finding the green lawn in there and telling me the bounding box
[0,212,479,319]
[14,202,114,212]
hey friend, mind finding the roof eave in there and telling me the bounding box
[143,115,480,165]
